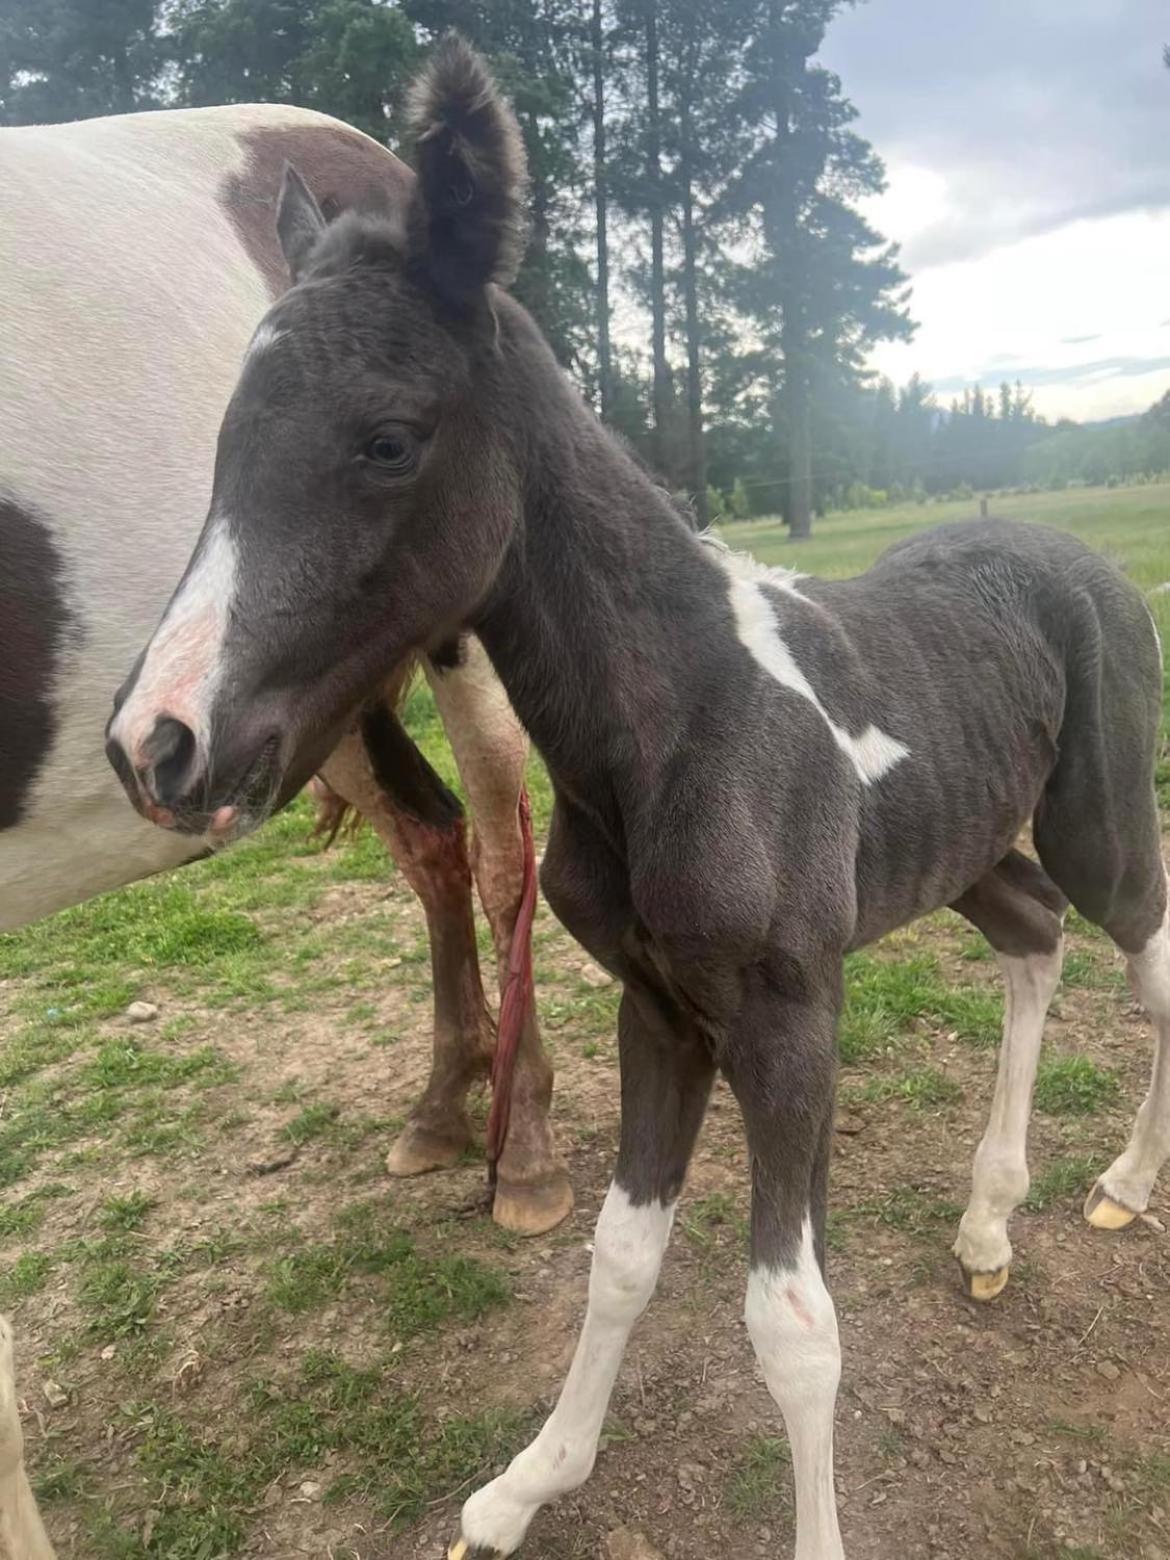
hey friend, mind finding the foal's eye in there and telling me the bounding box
[364,431,417,475]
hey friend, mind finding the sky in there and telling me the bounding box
[818,0,1170,422]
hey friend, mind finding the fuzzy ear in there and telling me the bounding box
[276,164,327,282]
[406,33,528,309]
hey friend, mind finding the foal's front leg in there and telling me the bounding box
[726,978,845,1560]
[449,989,713,1558]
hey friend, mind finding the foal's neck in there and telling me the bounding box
[474,302,725,809]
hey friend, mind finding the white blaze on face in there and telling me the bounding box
[109,516,238,771]
[727,572,910,785]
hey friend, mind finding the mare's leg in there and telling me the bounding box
[320,697,494,1176]
[449,987,713,1558]
[725,973,845,1560]
[950,850,1066,1300]
[0,1316,56,1560]
[424,641,571,1234]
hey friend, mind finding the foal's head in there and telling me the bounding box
[108,36,531,836]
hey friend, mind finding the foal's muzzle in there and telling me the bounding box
[105,712,280,840]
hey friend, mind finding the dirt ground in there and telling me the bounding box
[3,815,1170,1560]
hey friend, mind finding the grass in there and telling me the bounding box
[726,1435,792,1519]
[1024,1154,1106,1211]
[1033,1055,1121,1116]
[681,1191,746,1250]
[101,1192,156,1231]
[0,1250,54,1302]
[265,1200,511,1337]
[845,1186,963,1237]
[281,1101,341,1144]
[839,952,1001,1064]
[851,1065,962,1111]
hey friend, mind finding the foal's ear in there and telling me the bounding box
[406,33,528,310]
[276,164,327,283]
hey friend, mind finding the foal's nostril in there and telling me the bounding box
[142,715,198,808]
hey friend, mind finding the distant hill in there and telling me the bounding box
[1081,414,1142,431]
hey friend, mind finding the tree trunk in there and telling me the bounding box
[783,338,813,538]
[645,0,669,477]
[769,4,813,539]
[111,44,136,115]
[680,125,707,525]
[591,0,612,421]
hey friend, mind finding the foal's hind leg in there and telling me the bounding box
[320,697,495,1177]
[1084,883,1170,1229]
[950,852,1066,1301]
[425,642,572,1236]
[1028,607,1168,1231]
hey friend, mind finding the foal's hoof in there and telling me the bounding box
[493,1169,573,1236]
[385,1120,469,1177]
[1083,1182,1139,1231]
[448,1542,504,1560]
[959,1262,1010,1303]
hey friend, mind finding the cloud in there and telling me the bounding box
[862,207,1170,421]
[931,355,1170,396]
[820,0,1170,269]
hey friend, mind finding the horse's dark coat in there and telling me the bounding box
[0,498,75,831]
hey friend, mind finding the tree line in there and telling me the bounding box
[3,2,1166,535]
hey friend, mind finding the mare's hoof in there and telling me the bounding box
[449,1541,504,1560]
[493,1169,573,1236]
[1083,1182,1139,1231]
[385,1121,468,1177]
[959,1262,1010,1302]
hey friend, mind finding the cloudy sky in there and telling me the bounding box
[818,0,1170,422]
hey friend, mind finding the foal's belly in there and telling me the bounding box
[848,738,1054,951]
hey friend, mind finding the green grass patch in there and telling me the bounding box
[0,1183,69,1240]
[1024,1155,1105,1211]
[845,1186,962,1237]
[1046,1417,1108,1447]
[83,1038,234,1091]
[101,1192,156,1231]
[839,952,1001,1063]
[681,1191,745,1250]
[0,1249,53,1302]
[266,1201,510,1337]
[853,1066,961,1111]
[1033,1056,1120,1116]
[726,1434,791,1519]
[281,1102,341,1145]
[78,1257,163,1341]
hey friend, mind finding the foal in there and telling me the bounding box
[107,39,1169,1558]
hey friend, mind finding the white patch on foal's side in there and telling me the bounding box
[727,573,909,784]
[109,516,238,766]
